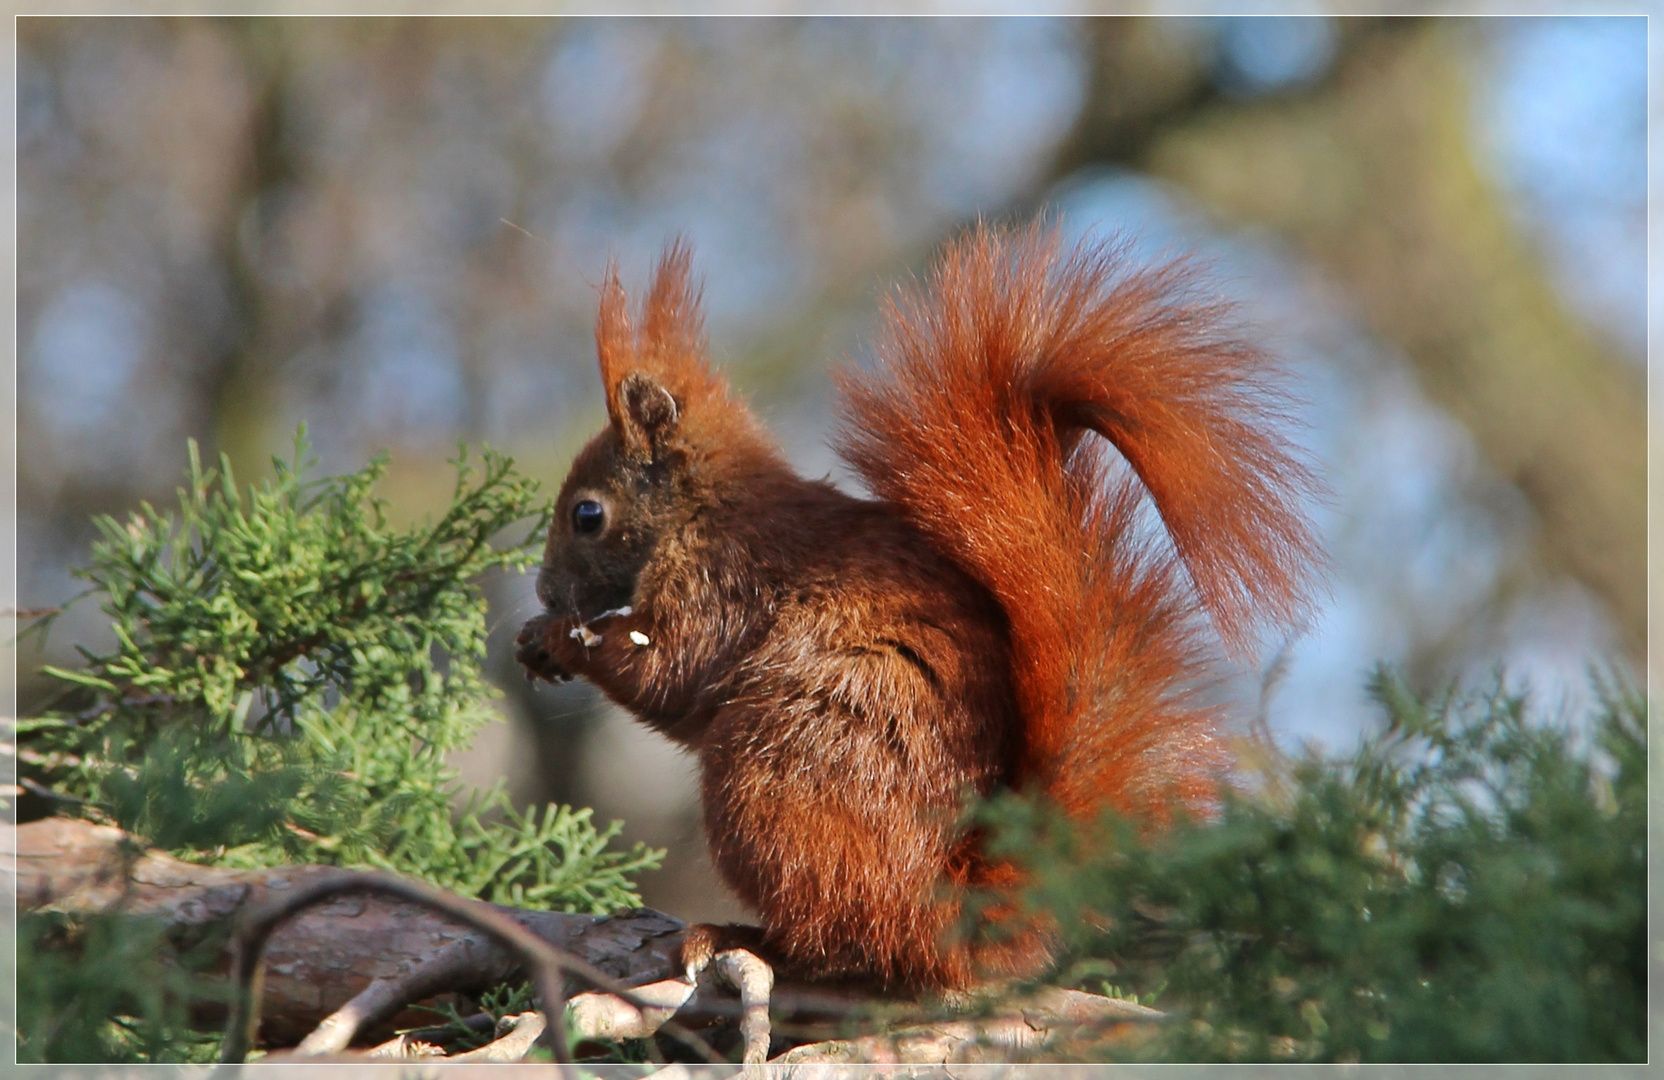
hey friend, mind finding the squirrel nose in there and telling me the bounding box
[535,565,560,609]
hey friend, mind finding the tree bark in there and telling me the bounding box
[772,986,1163,1066]
[11,816,1164,1062]
[9,816,685,1046]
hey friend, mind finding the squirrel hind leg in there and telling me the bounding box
[679,922,768,981]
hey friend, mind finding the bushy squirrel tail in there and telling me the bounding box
[838,224,1322,821]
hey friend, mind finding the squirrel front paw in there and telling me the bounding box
[515,614,574,684]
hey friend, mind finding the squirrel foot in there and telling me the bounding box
[679,922,765,981]
[681,924,773,1064]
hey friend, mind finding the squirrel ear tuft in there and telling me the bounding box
[617,371,680,460]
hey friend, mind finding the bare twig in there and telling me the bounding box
[296,946,727,1062]
[3,606,64,620]
[568,977,697,1041]
[217,872,726,1068]
[17,817,1161,1067]
[15,818,684,1040]
[15,818,722,1060]
[220,871,726,1067]
[714,949,774,1065]
[17,776,89,804]
[773,986,1163,1065]
[448,1011,547,1062]
[217,870,578,1074]
[291,934,484,1054]
[362,1032,448,1058]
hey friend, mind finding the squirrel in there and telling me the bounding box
[516,223,1322,992]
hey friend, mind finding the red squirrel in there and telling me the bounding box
[516,224,1322,991]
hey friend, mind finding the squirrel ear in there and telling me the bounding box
[617,371,680,460]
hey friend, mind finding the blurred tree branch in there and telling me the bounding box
[1046,19,1221,178]
[1046,20,1401,189]
[199,24,298,483]
[1050,20,1642,657]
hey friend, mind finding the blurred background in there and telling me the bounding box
[13,16,1647,923]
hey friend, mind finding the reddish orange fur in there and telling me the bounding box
[839,225,1322,821]
[516,225,1322,991]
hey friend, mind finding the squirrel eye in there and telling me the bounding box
[572,499,605,535]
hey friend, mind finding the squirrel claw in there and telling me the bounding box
[680,925,716,984]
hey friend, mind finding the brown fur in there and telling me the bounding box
[516,224,1322,991]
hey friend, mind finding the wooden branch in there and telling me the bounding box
[293,937,487,1054]
[8,817,684,1045]
[448,1011,547,1062]
[10,816,1166,1064]
[215,868,582,1068]
[559,978,1162,1067]
[714,949,774,1064]
[569,977,697,1041]
[773,987,1163,1066]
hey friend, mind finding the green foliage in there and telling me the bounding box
[407,981,539,1055]
[16,431,662,1062]
[23,430,658,907]
[18,905,229,1064]
[982,668,1646,1063]
[19,429,1645,1065]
